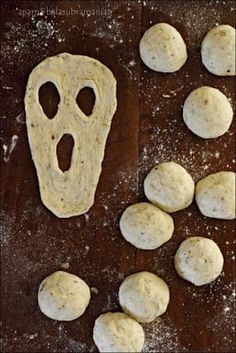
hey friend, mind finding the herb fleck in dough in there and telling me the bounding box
[25,53,117,218]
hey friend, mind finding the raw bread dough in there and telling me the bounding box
[195,171,235,220]
[183,86,233,139]
[174,237,224,286]
[93,312,145,353]
[119,202,174,250]
[38,271,90,321]
[119,271,170,323]
[201,24,236,76]
[144,161,194,213]
[25,53,117,218]
[139,23,187,72]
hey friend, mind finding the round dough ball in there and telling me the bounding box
[119,202,174,250]
[183,86,233,139]
[93,312,145,353]
[196,171,235,220]
[201,24,235,76]
[139,22,187,72]
[174,237,224,286]
[38,271,91,321]
[119,271,170,323]
[144,161,194,213]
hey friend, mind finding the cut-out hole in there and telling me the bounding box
[56,134,74,172]
[76,87,95,116]
[39,82,60,119]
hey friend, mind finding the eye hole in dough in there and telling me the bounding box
[56,134,75,172]
[76,86,96,116]
[38,81,60,119]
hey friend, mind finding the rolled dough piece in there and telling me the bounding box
[201,24,236,76]
[144,161,195,213]
[93,312,145,353]
[174,237,224,286]
[25,53,117,218]
[139,23,187,72]
[38,271,90,321]
[119,271,170,323]
[183,86,233,139]
[195,171,235,220]
[119,202,174,250]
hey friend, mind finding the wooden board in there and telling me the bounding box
[1,1,235,352]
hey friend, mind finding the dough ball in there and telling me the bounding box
[38,271,90,321]
[93,312,145,353]
[201,24,235,76]
[196,171,235,220]
[183,86,233,139]
[119,271,170,323]
[144,161,194,213]
[139,22,187,72]
[174,237,224,286]
[119,202,174,250]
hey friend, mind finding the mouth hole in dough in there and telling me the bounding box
[39,82,60,119]
[76,87,95,116]
[56,134,75,172]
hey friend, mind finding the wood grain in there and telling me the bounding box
[1,1,235,352]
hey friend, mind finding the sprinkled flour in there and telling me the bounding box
[144,317,186,352]
[2,18,65,66]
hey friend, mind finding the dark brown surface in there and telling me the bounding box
[1,1,235,352]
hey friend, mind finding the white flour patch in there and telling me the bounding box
[91,287,99,295]
[1,18,65,67]
[205,283,236,343]
[84,245,90,255]
[143,317,186,352]
[60,262,70,269]
[139,114,233,184]
[100,265,123,284]
[152,106,160,117]
[2,86,13,90]
[84,213,89,222]
[62,338,89,352]
[28,333,38,340]
[0,211,15,247]
[118,57,134,78]
[151,1,224,47]
[2,134,19,162]
[55,324,96,353]
[16,112,25,124]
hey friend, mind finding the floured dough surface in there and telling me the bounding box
[183,86,233,139]
[93,312,145,353]
[38,271,91,321]
[144,161,195,213]
[196,171,235,220]
[201,24,236,76]
[25,53,117,218]
[174,237,224,286]
[119,202,174,250]
[139,23,187,72]
[119,271,170,323]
